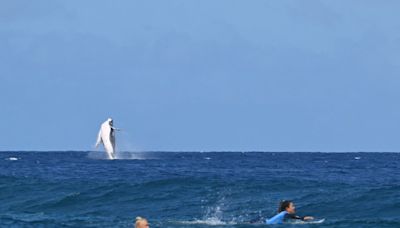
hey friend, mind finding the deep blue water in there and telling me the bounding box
[0,151,399,228]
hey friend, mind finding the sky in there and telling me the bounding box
[1,0,400,152]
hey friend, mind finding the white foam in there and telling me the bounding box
[114,152,148,160]
[87,151,151,160]
[177,204,238,226]
[6,157,19,161]
[178,218,235,226]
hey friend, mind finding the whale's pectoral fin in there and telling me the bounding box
[95,129,102,148]
[111,127,122,131]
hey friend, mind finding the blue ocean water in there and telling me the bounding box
[0,151,399,228]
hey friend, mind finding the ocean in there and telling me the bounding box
[0,151,399,227]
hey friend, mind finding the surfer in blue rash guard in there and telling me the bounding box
[266,200,314,224]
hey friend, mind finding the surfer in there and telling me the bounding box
[266,200,314,224]
[95,118,120,159]
[134,216,149,228]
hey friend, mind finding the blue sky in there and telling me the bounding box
[1,0,400,151]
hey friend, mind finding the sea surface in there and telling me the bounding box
[0,151,399,228]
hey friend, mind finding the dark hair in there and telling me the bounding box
[278,200,293,213]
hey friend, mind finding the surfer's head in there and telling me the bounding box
[135,217,149,228]
[279,200,295,214]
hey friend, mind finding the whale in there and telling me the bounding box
[95,118,117,159]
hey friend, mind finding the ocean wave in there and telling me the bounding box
[1,152,400,227]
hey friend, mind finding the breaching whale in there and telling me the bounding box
[95,118,118,159]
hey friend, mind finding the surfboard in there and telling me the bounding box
[289,218,325,224]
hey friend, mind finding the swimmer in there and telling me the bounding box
[266,200,314,224]
[135,216,149,228]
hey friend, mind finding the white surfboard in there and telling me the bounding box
[289,218,325,224]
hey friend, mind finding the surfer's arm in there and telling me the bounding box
[287,214,313,221]
[285,214,309,221]
[111,127,121,131]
